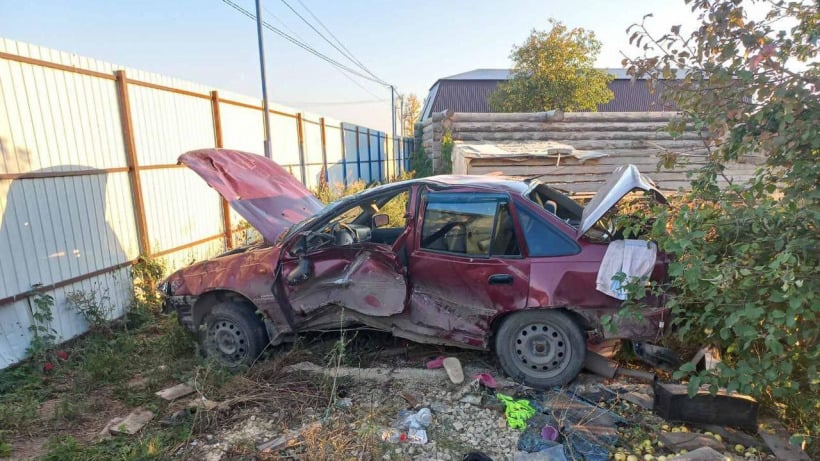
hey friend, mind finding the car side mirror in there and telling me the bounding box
[286,255,312,285]
[372,213,389,228]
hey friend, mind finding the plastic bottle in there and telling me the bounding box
[415,408,432,427]
[379,428,402,443]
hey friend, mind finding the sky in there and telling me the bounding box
[0,0,704,133]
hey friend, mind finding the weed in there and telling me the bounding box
[131,255,166,314]
[26,286,58,364]
[66,286,114,332]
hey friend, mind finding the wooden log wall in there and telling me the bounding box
[422,111,762,192]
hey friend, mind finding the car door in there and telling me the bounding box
[276,186,414,322]
[407,190,530,347]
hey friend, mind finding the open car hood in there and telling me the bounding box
[578,164,666,238]
[179,149,324,243]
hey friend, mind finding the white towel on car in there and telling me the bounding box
[596,239,657,300]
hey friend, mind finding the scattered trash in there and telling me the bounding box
[497,393,536,430]
[109,407,154,435]
[564,424,615,461]
[540,425,558,441]
[653,382,759,428]
[407,427,428,444]
[155,382,195,401]
[689,346,722,372]
[379,428,403,443]
[514,444,568,461]
[400,390,421,408]
[257,421,322,452]
[426,356,446,369]
[459,393,482,406]
[632,342,682,371]
[443,357,464,384]
[430,401,452,414]
[473,372,498,388]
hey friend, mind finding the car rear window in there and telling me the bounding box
[517,206,580,257]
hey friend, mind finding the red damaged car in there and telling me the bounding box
[161,148,669,387]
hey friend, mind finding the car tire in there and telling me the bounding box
[200,302,268,368]
[495,309,586,388]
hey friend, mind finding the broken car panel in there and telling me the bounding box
[162,148,670,388]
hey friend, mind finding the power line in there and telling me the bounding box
[280,0,384,83]
[278,99,388,105]
[261,2,384,100]
[220,0,390,87]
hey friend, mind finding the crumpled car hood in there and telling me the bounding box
[179,149,324,243]
[578,164,666,237]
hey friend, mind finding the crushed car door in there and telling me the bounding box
[277,187,413,321]
[407,191,529,347]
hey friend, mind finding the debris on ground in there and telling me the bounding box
[443,357,464,384]
[107,407,154,435]
[154,382,195,401]
[653,382,759,428]
[632,341,683,371]
[757,418,811,461]
[257,420,322,452]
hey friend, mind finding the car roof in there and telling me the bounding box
[360,175,530,197]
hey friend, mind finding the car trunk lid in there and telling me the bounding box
[179,148,324,243]
[577,164,666,238]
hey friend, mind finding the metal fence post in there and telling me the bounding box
[296,113,307,185]
[115,70,150,256]
[366,128,372,182]
[377,132,384,180]
[355,126,362,180]
[211,90,233,250]
[319,117,328,183]
[340,125,348,186]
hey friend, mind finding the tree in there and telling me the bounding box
[488,19,614,112]
[400,93,421,137]
[622,0,818,449]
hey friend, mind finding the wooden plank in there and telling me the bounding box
[758,418,811,461]
[115,70,151,256]
[453,133,706,148]
[0,260,133,306]
[257,421,322,452]
[454,121,696,133]
[0,50,114,80]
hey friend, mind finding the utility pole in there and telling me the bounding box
[400,94,405,137]
[390,85,396,142]
[256,0,272,159]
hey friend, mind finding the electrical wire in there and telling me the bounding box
[220,0,391,87]
[280,0,384,83]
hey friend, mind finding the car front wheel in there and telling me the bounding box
[201,302,268,368]
[495,310,586,388]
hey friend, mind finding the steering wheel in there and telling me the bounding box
[332,222,358,244]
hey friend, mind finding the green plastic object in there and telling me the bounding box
[496,393,537,430]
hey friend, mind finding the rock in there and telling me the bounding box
[155,382,195,401]
[622,391,654,410]
[188,397,221,411]
[459,393,482,406]
[659,432,726,452]
[453,421,464,431]
[758,418,811,461]
[668,446,725,461]
[109,408,154,435]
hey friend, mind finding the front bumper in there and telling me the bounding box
[162,295,198,331]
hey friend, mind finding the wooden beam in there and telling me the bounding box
[115,70,151,256]
[0,51,114,80]
[211,90,232,250]
[0,167,128,181]
[0,261,134,307]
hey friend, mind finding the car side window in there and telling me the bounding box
[517,206,580,257]
[420,193,519,257]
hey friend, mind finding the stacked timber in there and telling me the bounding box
[424,111,762,192]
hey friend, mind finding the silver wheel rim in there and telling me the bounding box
[512,321,571,379]
[207,319,247,364]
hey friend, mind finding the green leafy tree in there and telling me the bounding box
[488,19,614,112]
[623,0,818,449]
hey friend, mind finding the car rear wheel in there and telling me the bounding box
[201,302,268,368]
[495,310,586,388]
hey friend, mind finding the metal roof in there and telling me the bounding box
[422,69,677,118]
